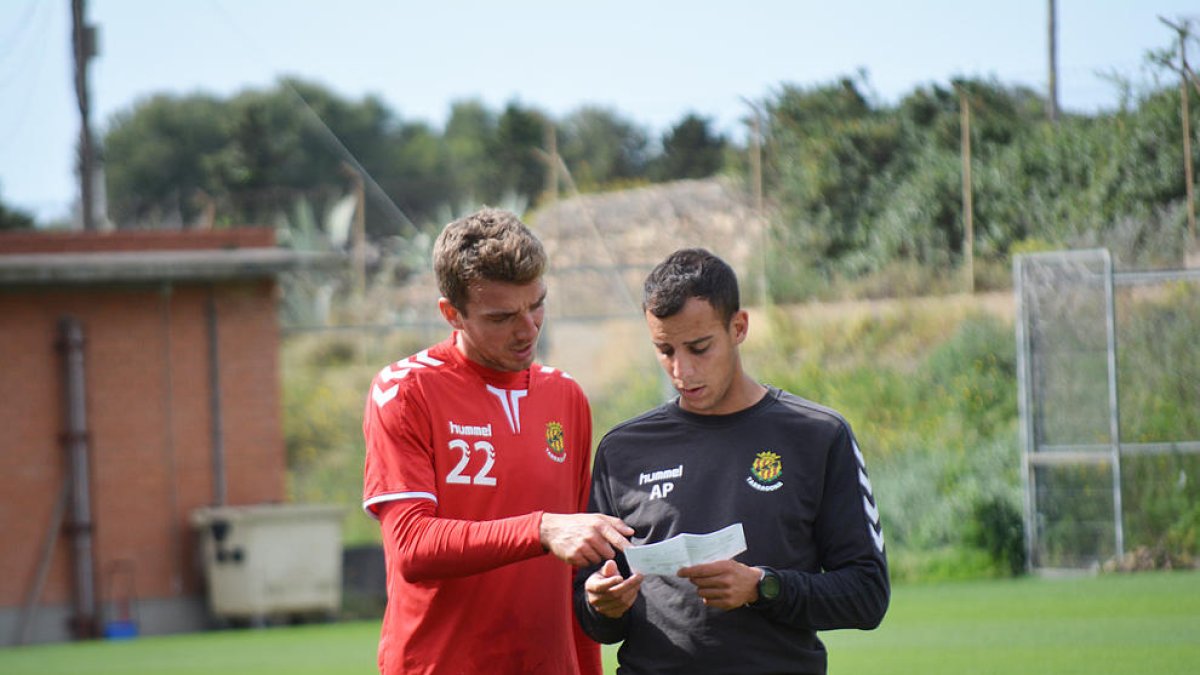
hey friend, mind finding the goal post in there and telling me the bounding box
[1015,249,1200,572]
[1015,249,1122,571]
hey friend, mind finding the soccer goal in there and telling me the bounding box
[1014,249,1200,572]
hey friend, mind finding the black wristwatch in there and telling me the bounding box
[753,566,781,606]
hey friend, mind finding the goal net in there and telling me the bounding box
[1015,249,1200,571]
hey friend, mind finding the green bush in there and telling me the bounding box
[966,495,1027,576]
[760,77,1198,301]
[886,545,999,583]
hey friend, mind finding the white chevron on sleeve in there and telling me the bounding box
[852,439,884,552]
[852,439,866,466]
[852,440,876,496]
[379,351,444,384]
[413,350,444,367]
[863,494,885,552]
[539,365,575,380]
[373,383,399,407]
[869,522,885,552]
[373,352,444,408]
[862,494,880,525]
[380,359,416,382]
[857,466,875,497]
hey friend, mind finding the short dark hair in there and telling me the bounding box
[642,248,740,324]
[433,208,546,313]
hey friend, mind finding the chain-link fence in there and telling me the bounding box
[1015,249,1200,571]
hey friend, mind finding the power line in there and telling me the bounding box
[0,0,42,62]
[0,0,53,88]
[0,1,55,180]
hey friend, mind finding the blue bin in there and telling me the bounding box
[104,620,138,640]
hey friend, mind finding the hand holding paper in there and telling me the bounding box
[622,523,747,576]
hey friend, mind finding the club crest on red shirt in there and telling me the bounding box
[545,421,566,463]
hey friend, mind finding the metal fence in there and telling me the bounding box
[1014,249,1200,571]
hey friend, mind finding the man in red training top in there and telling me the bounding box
[362,208,632,674]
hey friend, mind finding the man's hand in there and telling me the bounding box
[677,559,761,610]
[539,513,634,566]
[585,559,643,619]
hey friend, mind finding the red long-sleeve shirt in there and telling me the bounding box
[363,334,598,675]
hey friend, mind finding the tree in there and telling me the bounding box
[444,99,500,204]
[762,75,1060,288]
[371,120,453,235]
[103,93,230,227]
[218,79,400,227]
[0,197,34,231]
[103,79,451,234]
[491,101,546,204]
[766,77,899,273]
[558,106,649,190]
[654,113,726,181]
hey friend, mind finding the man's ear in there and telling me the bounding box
[438,297,465,329]
[731,309,750,345]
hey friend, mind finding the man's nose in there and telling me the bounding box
[672,354,693,382]
[515,311,539,338]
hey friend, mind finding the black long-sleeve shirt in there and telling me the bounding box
[574,387,889,675]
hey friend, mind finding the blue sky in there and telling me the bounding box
[1,0,1197,223]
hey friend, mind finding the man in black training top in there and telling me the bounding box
[574,248,889,675]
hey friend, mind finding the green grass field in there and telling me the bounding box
[2,571,1197,674]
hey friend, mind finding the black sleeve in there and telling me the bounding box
[755,425,890,630]
[572,444,632,644]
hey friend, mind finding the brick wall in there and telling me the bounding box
[0,235,284,625]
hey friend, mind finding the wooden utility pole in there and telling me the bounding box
[1179,23,1195,242]
[1160,17,1196,242]
[1185,45,1197,244]
[72,0,97,231]
[1047,0,1059,123]
[960,86,975,293]
[1156,16,1195,243]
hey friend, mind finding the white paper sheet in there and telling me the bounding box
[622,523,747,576]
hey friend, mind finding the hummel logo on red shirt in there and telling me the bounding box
[449,421,493,437]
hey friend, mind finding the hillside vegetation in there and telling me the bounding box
[286,293,1023,580]
[286,283,1199,582]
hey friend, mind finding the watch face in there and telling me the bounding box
[760,572,781,600]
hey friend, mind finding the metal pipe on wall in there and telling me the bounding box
[58,316,97,639]
[160,282,184,594]
[207,288,226,506]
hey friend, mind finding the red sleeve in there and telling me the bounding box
[379,499,546,582]
[362,371,437,512]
